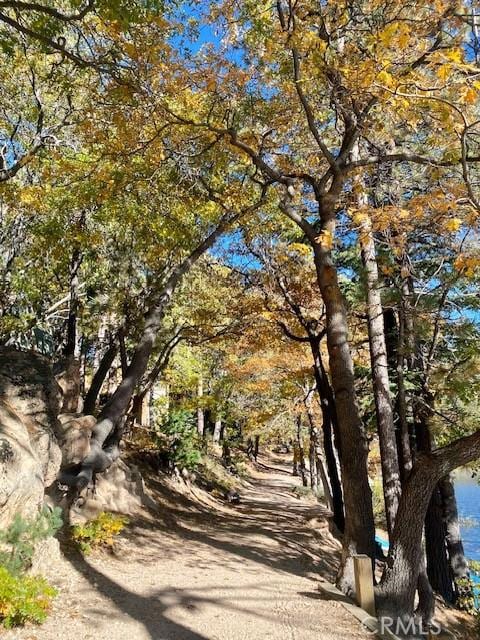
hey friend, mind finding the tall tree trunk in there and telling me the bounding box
[222,437,231,466]
[308,335,344,532]
[197,375,205,437]
[280,196,375,591]
[358,211,401,536]
[64,245,82,359]
[416,407,453,604]
[312,238,375,591]
[213,416,222,442]
[309,433,316,489]
[438,474,474,606]
[396,294,414,480]
[131,330,182,422]
[383,306,413,482]
[60,240,84,413]
[304,394,334,510]
[93,316,109,371]
[254,435,260,460]
[118,327,128,377]
[425,486,454,602]
[383,302,434,619]
[83,340,118,415]
[296,414,307,487]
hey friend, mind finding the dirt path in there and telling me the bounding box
[4,458,369,640]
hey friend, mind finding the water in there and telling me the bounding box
[455,472,480,562]
[455,472,480,606]
[376,473,480,606]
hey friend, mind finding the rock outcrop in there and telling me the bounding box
[0,347,63,486]
[0,400,46,528]
[68,459,149,524]
[0,347,150,530]
[0,348,64,527]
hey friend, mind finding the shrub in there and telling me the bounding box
[455,577,477,614]
[0,507,62,576]
[71,512,128,555]
[470,559,480,575]
[158,409,202,471]
[0,566,56,628]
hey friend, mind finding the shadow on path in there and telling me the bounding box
[62,455,341,639]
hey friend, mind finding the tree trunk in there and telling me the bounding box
[396,296,414,480]
[415,407,453,604]
[438,474,474,606]
[425,486,454,603]
[304,395,334,510]
[280,196,374,590]
[358,213,401,536]
[254,435,260,460]
[118,327,128,377]
[59,240,84,413]
[308,335,344,532]
[222,435,231,466]
[296,414,307,487]
[131,331,183,421]
[213,416,222,442]
[416,558,436,624]
[383,303,435,620]
[383,306,414,482]
[64,246,82,359]
[197,375,205,437]
[309,433,316,489]
[377,429,480,625]
[83,340,118,415]
[312,239,375,591]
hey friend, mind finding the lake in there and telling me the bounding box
[455,471,480,562]
[455,471,480,606]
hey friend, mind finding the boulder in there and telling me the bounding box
[56,413,96,466]
[0,347,151,529]
[0,347,62,487]
[69,459,149,524]
[0,401,45,528]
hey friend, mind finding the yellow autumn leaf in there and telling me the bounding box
[378,23,399,46]
[445,49,463,64]
[19,189,38,206]
[462,87,478,105]
[445,217,462,233]
[377,69,394,87]
[352,210,369,225]
[315,229,333,251]
[454,255,480,277]
[289,242,311,256]
[436,64,452,81]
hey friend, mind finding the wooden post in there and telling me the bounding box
[353,554,376,617]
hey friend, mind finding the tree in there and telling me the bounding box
[165,0,480,598]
